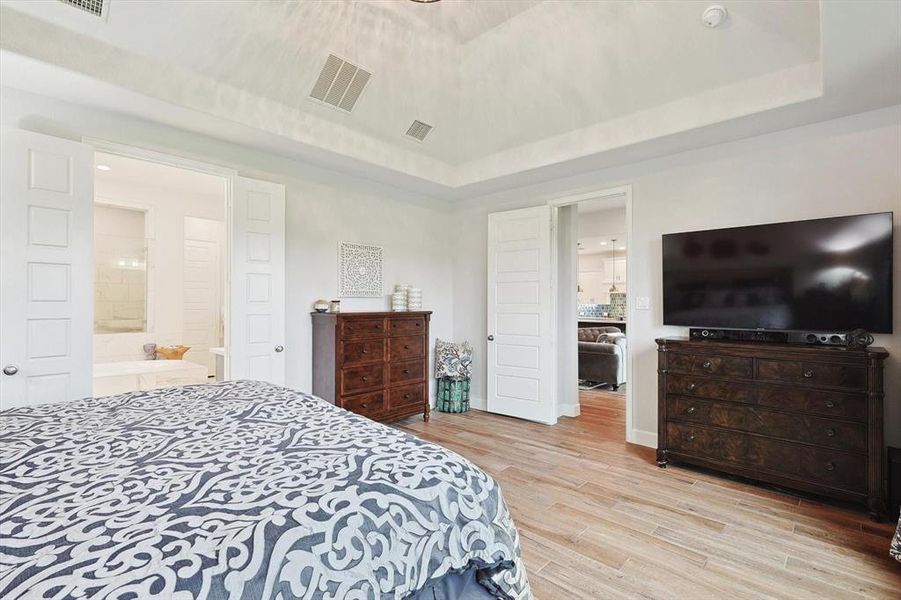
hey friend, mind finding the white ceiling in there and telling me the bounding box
[94,152,227,198]
[0,0,899,197]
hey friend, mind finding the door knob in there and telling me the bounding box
[2,365,18,376]
[274,345,284,353]
[487,335,495,341]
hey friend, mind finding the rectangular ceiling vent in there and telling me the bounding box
[58,0,104,17]
[405,120,433,142]
[309,54,371,113]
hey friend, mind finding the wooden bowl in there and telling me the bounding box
[156,345,190,360]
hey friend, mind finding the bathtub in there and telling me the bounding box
[93,360,210,397]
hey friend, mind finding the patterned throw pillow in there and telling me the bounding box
[435,339,473,379]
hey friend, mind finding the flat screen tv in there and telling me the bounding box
[662,212,893,333]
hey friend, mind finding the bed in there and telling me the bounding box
[892,519,900,563]
[0,380,530,599]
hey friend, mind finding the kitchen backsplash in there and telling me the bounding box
[579,292,627,319]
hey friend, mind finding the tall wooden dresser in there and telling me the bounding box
[656,337,889,520]
[312,311,431,423]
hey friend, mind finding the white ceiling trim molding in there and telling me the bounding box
[454,61,823,187]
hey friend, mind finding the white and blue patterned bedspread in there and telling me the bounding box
[0,380,530,599]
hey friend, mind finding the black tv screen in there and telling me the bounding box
[662,212,893,333]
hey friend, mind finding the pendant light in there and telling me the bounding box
[609,238,618,294]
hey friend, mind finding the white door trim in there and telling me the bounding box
[548,185,646,446]
[83,138,236,378]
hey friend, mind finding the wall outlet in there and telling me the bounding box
[636,296,651,310]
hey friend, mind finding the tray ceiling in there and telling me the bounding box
[1,1,898,195]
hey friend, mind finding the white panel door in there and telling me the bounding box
[487,205,555,424]
[0,129,94,409]
[183,216,225,376]
[230,176,285,384]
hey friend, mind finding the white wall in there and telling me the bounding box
[578,206,626,240]
[93,176,225,367]
[3,86,898,446]
[0,86,454,397]
[453,105,901,447]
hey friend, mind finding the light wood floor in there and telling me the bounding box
[399,389,901,599]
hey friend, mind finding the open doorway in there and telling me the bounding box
[91,152,229,396]
[551,185,634,443]
[576,200,627,391]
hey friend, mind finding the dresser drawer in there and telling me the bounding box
[340,318,387,340]
[756,359,867,390]
[340,339,385,366]
[341,391,385,417]
[755,387,867,421]
[389,383,425,411]
[666,375,756,404]
[389,359,424,385]
[340,363,385,395]
[668,352,753,378]
[666,374,868,421]
[390,335,425,360]
[389,316,427,337]
[667,396,867,453]
[667,422,866,493]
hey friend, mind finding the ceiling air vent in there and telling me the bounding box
[309,54,371,113]
[405,120,433,142]
[58,0,104,17]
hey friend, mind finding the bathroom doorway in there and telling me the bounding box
[92,152,229,396]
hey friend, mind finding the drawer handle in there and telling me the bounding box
[803,370,814,379]
[825,462,836,471]
[361,376,368,382]
[404,393,411,399]
[687,383,697,392]
[825,428,835,437]
[404,345,411,350]
[362,348,369,354]
[687,434,696,442]
[361,403,368,409]
[416,322,421,327]
[686,406,696,415]
[702,360,712,370]
[825,400,835,408]
[403,369,410,374]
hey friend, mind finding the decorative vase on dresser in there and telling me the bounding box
[656,337,889,521]
[312,311,432,423]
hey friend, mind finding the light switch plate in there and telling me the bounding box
[636,296,651,310]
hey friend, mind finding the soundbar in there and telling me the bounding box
[689,328,848,346]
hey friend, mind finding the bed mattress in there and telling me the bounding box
[0,380,530,599]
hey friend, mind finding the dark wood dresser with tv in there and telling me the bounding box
[656,337,889,520]
[312,311,431,423]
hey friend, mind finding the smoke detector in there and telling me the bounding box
[702,5,728,28]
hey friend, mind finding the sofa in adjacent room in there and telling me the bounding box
[578,326,627,390]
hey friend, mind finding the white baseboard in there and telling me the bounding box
[557,402,580,418]
[469,396,487,411]
[628,428,658,448]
